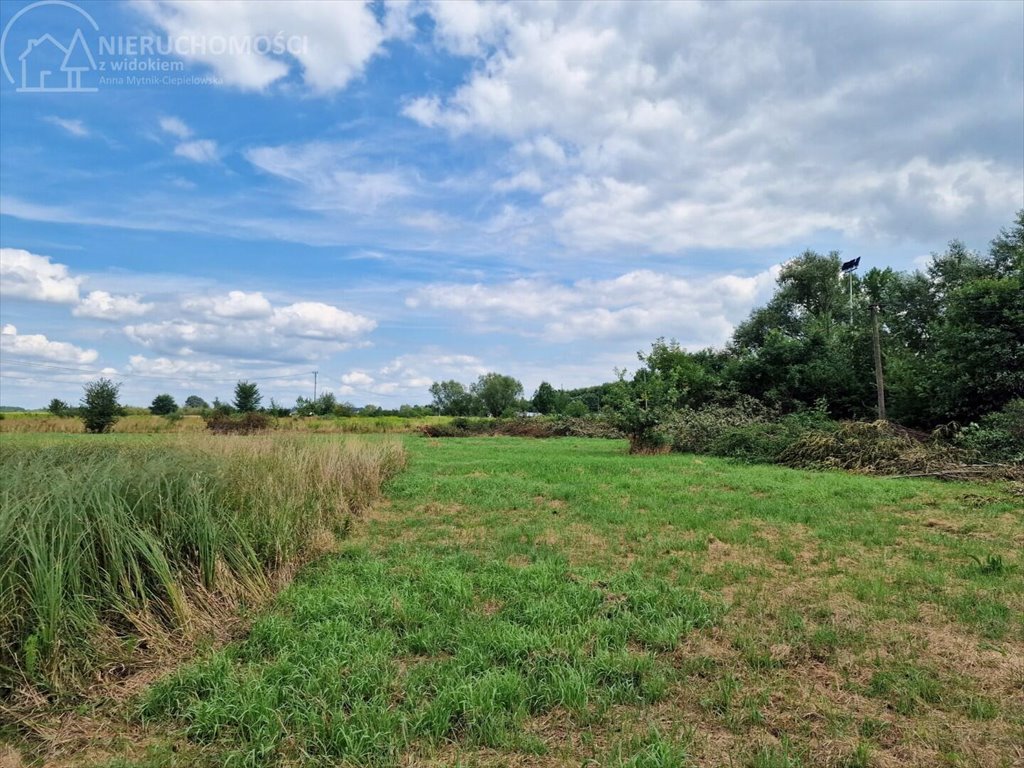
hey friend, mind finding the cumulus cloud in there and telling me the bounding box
[409,267,780,346]
[405,1,1023,250]
[271,302,377,339]
[183,290,273,319]
[0,248,82,303]
[338,352,486,398]
[0,324,98,364]
[127,295,377,361]
[73,290,154,320]
[137,0,407,94]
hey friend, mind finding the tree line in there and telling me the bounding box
[611,211,1022,432]
[41,211,1022,435]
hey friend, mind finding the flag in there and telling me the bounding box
[840,257,860,273]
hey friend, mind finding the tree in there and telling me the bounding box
[532,382,559,414]
[233,380,262,412]
[429,380,479,416]
[989,209,1024,277]
[80,378,122,433]
[472,373,524,417]
[184,395,209,409]
[47,398,70,417]
[149,393,178,415]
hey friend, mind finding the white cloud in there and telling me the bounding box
[45,117,89,137]
[341,371,374,387]
[127,355,223,376]
[159,116,192,139]
[73,290,154,320]
[174,139,219,164]
[493,170,544,193]
[159,116,218,163]
[137,0,403,94]
[337,351,488,398]
[0,324,98,364]
[0,248,82,303]
[409,266,780,345]
[126,296,376,362]
[184,290,273,319]
[245,142,412,212]
[404,1,1023,251]
[270,302,377,339]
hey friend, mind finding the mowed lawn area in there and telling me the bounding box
[77,437,1022,767]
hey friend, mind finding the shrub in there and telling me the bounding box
[79,378,123,433]
[46,398,71,417]
[149,393,178,415]
[204,411,271,434]
[661,397,778,454]
[955,399,1024,463]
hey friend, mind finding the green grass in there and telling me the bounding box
[5,436,1022,766]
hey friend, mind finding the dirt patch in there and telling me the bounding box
[533,495,567,512]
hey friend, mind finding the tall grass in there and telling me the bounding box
[0,435,405,694]
[0,413,449,435]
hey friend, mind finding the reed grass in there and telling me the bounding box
[0,435,405,695]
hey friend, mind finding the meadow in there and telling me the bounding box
[2,435,1021,767]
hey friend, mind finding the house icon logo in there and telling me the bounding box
[1,1,100,93]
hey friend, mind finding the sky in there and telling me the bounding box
[0,0,1021,409]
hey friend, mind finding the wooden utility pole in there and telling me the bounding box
[870,304,886,421]
[313,370,318,401]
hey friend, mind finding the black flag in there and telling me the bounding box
[840,257,860,273]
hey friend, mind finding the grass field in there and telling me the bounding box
[5,436,1023,767]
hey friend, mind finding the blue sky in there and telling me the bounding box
[1,0,1021,409]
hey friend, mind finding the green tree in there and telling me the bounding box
[563,399,588,417]
[80,378,123,433]
[233,380,262,413]
[149,393,178,415]
[47,398,70,417]
[429,380,480,416]
[472,373,524,417]
[990,209,1024,277]
[184,395,209,409]
[532,382,559,414]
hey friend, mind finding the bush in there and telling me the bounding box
[149,393,178,415]
[955,399,1024,463]
[204,411,271,434]
[47,399,71,417]
[80,378,123,433]
[661,397,778,454]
